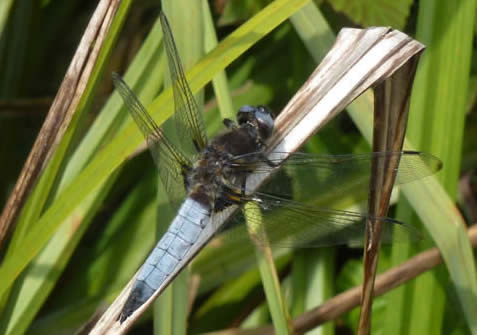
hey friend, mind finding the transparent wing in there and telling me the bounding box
[159,12,208,154]
[112,73,192,206]
[214,150,441,248]
[229,151,442,198]
[218,192,422,248]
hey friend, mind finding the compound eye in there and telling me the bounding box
[255,106,274,139]
[237,105,255,125]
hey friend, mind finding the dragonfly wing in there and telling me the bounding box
[112,73,192,207]
[218,192,422,248]
[159,12,208,155]
[229,151,442,200]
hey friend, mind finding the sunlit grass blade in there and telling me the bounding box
[29,172,159,333]
[155,271,189,335]
[0,171,119,335]
[152,1,204,334]
[202,0,234,121]
[58,14,166,192]
[0,0,14,38]
[245,202,292,335]
[290,2,334,60]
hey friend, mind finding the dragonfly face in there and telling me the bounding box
[237,105,274,139]
[112,11,442,323]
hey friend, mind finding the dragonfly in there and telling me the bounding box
[112,12,442,323]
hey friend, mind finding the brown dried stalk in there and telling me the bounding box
[0,0,120,247]
[358,51,423,334]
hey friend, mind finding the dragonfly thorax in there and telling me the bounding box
[186,106,275,212]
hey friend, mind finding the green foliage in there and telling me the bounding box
[0,0,476,334]
[328,0,413,29]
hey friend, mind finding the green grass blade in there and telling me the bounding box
[290,1,477,334]
[28,171,159,334]
[350,101,477,334]
[155,270,189,335]
[191,255,290,332]
[58,14,165,192]
[290,2,334,61]
[14,0,133,228]
[202,0,235,121]
[0,171,120,335]
[0,0,32,98]
[288,7,340,324]
[153,1,204,334]
[0,0,133,330]
[0,0,14,38]
[391,1,477,334]
[245,202,292,335]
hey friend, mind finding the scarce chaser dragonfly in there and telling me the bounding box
[112,11,441,322]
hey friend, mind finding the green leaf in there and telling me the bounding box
[328,0,413,29]
[0,0,15,38]
[218,0,269,26]
[153,1,204,334]
[28,172,159,334]
[290,1,477,334]
[245,202,292,335]
[202,0,235,120]
[386,0,477,334]
[0,0,33,98]
[191,255,289,332]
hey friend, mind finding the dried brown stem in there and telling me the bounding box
[358,52,423,334]
[0,0,120,247]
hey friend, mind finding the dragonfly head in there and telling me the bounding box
[237,105,274,140]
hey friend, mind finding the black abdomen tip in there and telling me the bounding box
[118,282,155,323]
[118,296,143,323]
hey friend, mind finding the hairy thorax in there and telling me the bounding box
[186,126,263,211]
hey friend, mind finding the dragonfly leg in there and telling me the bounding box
[193,140,201,153]
[259,152,279,168]
[223,118,238,129]
[214,181,245,212]
[240,174,247,197]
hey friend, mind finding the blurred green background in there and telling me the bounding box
[0,0,476,334]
